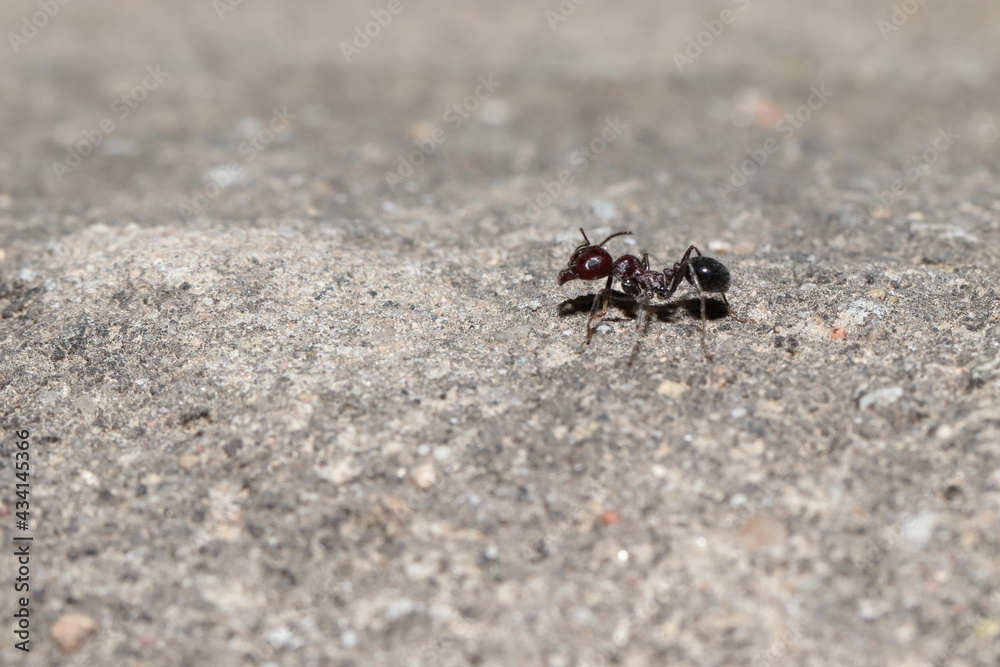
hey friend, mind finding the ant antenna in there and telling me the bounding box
[597,231,633,246]
[575,228,634,248]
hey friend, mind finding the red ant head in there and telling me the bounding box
[559,246,613,284]
[558,229,633,285]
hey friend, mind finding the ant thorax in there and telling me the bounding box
[612,254,643,280]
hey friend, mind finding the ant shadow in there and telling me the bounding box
[556,291,730,323]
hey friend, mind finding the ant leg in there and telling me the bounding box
[585,276,614,344]
[634,293,650,333]
[685,262,714,363]
[721,293,756,324]
[660,244,703,294]
[627,340,641,366]
[676,245,702,265]
[627,292,651,367]
[660,259,687,302]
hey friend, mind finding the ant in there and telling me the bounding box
[558,228,749,361]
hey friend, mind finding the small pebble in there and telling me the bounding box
[902,511,937,550]
[341,629,359,649]
[51,613,97,652]
[858,386,903,410]
[870,205,893,220]
[178,454,200,471]
[411,462,437,490]
[479,99,511,126]
[737,515,787,551]
[590,199,617,221]
[657,381,687,398]
[977,617,1000,639]
[867,288,887,301]
[385,598,415,621]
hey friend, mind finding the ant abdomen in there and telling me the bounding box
[686,256,730,293]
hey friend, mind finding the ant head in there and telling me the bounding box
[686,256,731,293]
[558,228,633,285]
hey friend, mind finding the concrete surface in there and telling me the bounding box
[2,1,1000,665]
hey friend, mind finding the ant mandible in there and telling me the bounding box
[558,227,747,361]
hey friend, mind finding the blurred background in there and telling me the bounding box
[2,0,998,254]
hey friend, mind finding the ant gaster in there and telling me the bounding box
[558,228,746,361]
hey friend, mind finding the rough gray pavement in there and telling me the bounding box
[2,1,1000,665]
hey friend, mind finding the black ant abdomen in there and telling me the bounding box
[687,256,731,294]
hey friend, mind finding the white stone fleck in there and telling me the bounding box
[385,598,415,621]
[858,386,904,410]
[902,511,937,550]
